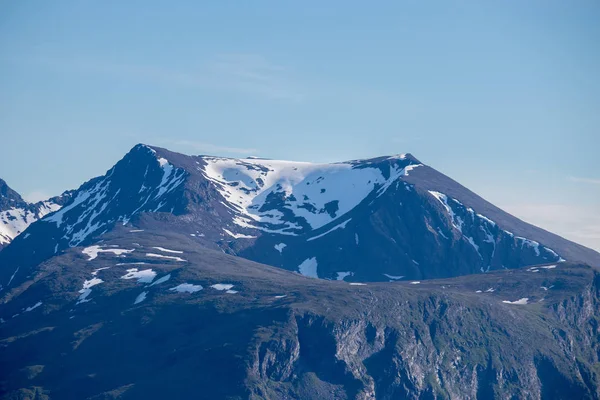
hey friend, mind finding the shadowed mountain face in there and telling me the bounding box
[1,144,600,399]
[1,144,597,290]
[0,179,73,251]
[1,228,599,399]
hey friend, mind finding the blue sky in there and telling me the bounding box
[1,1,599,250]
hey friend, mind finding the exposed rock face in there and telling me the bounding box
[2,144,600,399]
[2,144,597,291]
[245,279,599,400]
[0,228,598,399]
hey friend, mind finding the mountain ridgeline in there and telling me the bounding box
[0,178,73,251]
[1,144,600,399]
[1,144,598,289]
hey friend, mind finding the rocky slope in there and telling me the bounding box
[0,178,73,251]
[1,144,598,291]
[1,227,598,399]
[2,144,600,399]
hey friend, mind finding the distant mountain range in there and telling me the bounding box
[0,178,73,251]
[1,144,599,399]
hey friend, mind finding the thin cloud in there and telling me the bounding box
[171,140,258,156]
[569,176,600,185]
[9,53,303,101]
[209,54,304,101]
[501,203,600,252]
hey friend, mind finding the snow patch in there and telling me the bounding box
[307,219,351,241]
[383,274,404,280]
[502,298,529,305]
[336,271,353,281]
[403,164,422,176]
[77,278,103,304]
[7,267,19,287]
[91,267,111,276]
[151,246,183,254]
[146,253,186,262]
[274,243,287,253]
[298,257,318,278]
[134,291,147,304]
[210,283,235,291]
[149,274,171,286]
[120,268,156,284]
[24,301,42,312]
[170,283,203,293]
[116,262,148,266]
[202,156,419,235]
[223,229,257,239]
[428,191,464,232]
[82,245,134,261]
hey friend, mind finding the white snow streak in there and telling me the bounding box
[502,298,529,305]
[307,219,351,241]
[146,253,186,262]
[134,291,148,304]
[151,246,184,254]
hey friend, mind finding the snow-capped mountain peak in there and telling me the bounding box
[2,144,598,290]
[199,154,422,235]
[43,144,187,246]
[0,178,72,249]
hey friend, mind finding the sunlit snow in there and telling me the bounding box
[120,268,156,284]
[151,246,184,254]
[223,229,257,239]
[336,271,353,281]
[383,274,404,280]
[149,274,171,286]
[77,278,103,304]
[146,253,186,262]
[134,291,148,304]
[298,257,318,278]
[170,283,203,293]
[210,283,235,291]
[201,156,420,234]
[82,245,134,261]
[307,219,351,241]
[502,298,529,305]
[24,301,42,312]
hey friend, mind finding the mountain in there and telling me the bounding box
[1,144,597,291]
[0,178,73,251]
[1,228,599,399]
[1,144,600,399]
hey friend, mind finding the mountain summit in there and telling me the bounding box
[1,144,598,290]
